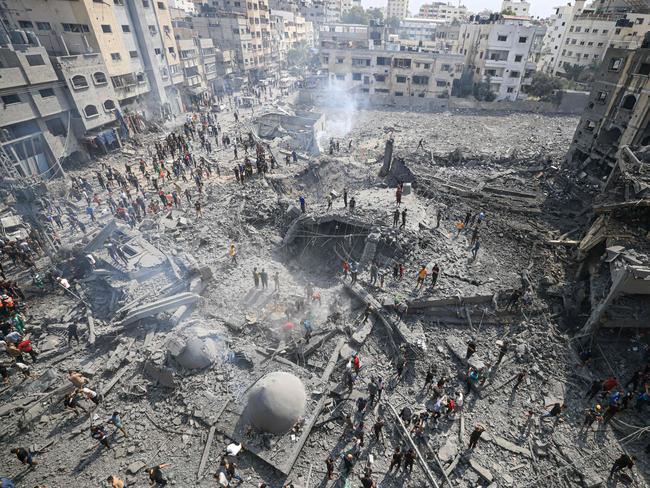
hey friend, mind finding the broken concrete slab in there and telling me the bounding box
[119,292,201,327]
[469,458,494,482]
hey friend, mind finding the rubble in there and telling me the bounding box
[1,96,649,488]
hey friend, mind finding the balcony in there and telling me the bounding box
[484,58,508,68]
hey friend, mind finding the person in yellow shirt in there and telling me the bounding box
[416,265,428,289]
[229,244,238,264]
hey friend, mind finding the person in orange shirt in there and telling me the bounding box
[416,266,428,289]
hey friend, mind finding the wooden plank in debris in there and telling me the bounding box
[197,424,217,479]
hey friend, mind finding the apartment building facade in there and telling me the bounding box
[0,0,184,119]
[399,18,445,41]
[568,37,650,171]
[386,0,409,20]
[417,2,469,21]
[0,39,73,177]
[456,17,545,101]
[500,0,530,17]
[539,0,650,77]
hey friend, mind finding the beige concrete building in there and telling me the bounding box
[456,16,546,101]
[417,2,468,21]
[500,0,530,17]
[386,0,409,20]
[0,39,73,177]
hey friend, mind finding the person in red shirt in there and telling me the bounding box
[353,354,361,375]
[342,260,350,279]
[18,339,38,362]
[601,377,619,399]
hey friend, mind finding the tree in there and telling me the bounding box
[473,76,496,101]
[501,8,516,15]
[367,7,384,23]
[286,41,317,68]
[527,72,567,100]
[561,62,598,83]
[341,6,369,24]
[386,16,401,31]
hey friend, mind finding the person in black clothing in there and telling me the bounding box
[392,208,399,227]
[399,209,407,229]
[388,447,402,472]
[423,365,435,391]
[609,454,635,479]
[403,449,416,473]
[373,419,384,444]
[68,322,79,345]
[468,425,485,449]
[11,447,37,467]
[586,379,603,400]
[147,463,170,486]
[625,370,642,392]
[466,341,477,360]
[325,456,335,480]
[399,406,412,426]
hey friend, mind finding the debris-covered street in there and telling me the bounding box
[1,93,649,488]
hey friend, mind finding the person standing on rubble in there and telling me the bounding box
[260,269,269,290]
[471,240,481,260]
[91,425,111,449]
[400,209,407,229]
[325,456,335,480]
[430,264,440,289]
[253,267,260,288]
[395,185,402,206]
[326,194,332,211]
[229,244,238,265]
[392,208,399,227]
[343,188,348,208]
[369,262,378,285]
[468,425,485,450]
[67,322,80,346]
[388,447,402,473]
[109,411,128,437]
[273,271,280,291]
[299,196,306,213]
[608,454,636,480]
[416,265,428,290]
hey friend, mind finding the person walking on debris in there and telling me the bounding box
[343,188,348,208]
[147,463,170,486]
[541,402,566,420]
[466,340,477,360]
[91,425,111,449]
[109,411,128,437]
[436,208,442,228]
[67,322,80,346]
[513,370,527,390]
[326,455,335,480]
[273,271,280,292]
[580,404,602,432]
[388,447,402,473]
[369,262,378,285]
[326,194,332,211]
[349,197,356,213]
[373,419,385,444]
[400,209,407,229]
[416,265,427,290]
[253,267,260,288]
[194,200,202,218]
[417,139,424,150]
[229,244,238,265]
[260,269,268,289]
[395,185,402,206]
[468,425,485,450]
[392,208,399,227]
[423,365,435,391]
[609,453,636,480]
[430,263,440,289]
[403,448,416,473]
[299,195,306,213]
[471,240,481,260]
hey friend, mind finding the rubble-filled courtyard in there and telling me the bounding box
[1,97,649,488]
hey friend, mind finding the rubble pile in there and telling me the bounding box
[0,96,649,488]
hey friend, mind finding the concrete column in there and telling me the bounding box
[379,137,394,177]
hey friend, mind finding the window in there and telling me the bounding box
[597,42,604,47]
[336,57,344,64]
[394,92,404,97]
[584,28,590,33]
[136,72,145,83]
[148,25,157,35]
[111,53,121,61]
[393,58,411,68]
[163,26,171,35]
[575,27,581,32]
[412,75,428,85]
[93,71,107,85]
[602,29,608,34]
[396,75,407,83]
[46,118,66,136]
[157,1,166,8]
[514,54,523,62]
[168,47,175,53]
[143,0,150,6]
[101,24,112,33]
[583,53,589,58]
[122,25,131,32]
[596,91,607,102]
[84,105,99,118]
[335,74,345,81]
[62,23,90,33]
[507,87,515,93]
[39,88,55,98]
[36,22,51,30]
[376,56,390,65]
[375,88,389,93]
[351,58,370,66]
[592,29,598,34]
[436,80,446,87]
[374,74,386,82]
[609,57,623,71]
[497,35,507,41]
[103,100,116,111]
[594,54,600,60]
[518,36,527,43]
[26,55,45,66]
[637,63,650,75]
[2,94,20,105]
[114,0,125,4]
[621,94,636,110]
[510,71,520,77]
[154,48,161,55]
[636,17,644,24]
[352,73,361,81]
[71,75,88,89]
[129,50,138,58]
[441,64,452,72]
[585,120,595,132]
[588,41,593,46]
[18,20,34,28]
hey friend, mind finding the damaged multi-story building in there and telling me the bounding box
[455,15,546,101]
[567,33,650,174]
[318,22,464,102]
